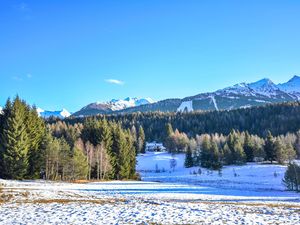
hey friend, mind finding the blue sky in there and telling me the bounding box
[1,0,300,112]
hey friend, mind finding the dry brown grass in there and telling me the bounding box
[190,200,300,209]
[70,180,90,184]
[24,198,126,205]
[0,192,14,203]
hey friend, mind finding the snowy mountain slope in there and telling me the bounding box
[0,106,3,114]
[174,76,299,112]
[37,108,71,119]
[108,97,155,111]
[278,75,300,99]
[73,97,156,116]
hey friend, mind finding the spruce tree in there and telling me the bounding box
[184,145,194,168]
[295,131,300,159]
[265,131,276,163]
[283,163,300,192]
[209,139,222,170]
[138,125,146,154]
[166,123,174,137]
[72,147,88,180]
[274,138,285,164]
[117,129,132,179]
[200,135,211,168]
[232,139,246,165]
[26,106,46,178]
[244,132,254,162]
[0,97,30,179]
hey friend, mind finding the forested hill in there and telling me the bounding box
[59,101,300,141]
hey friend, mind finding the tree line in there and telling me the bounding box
[0,97,143,181]
[162,125,299,170]
[60,101,300,142]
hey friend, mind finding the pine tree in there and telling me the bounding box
[222,143,232,165]
[232,138,246,165]
[138,125,146,154]
[59,138,72,180]
[116,126,128,179]
[166,123,174,137]
[184,145,194,168]
[209,139,222,170]
[26,106,46,178]
[265,131,276,163]
[99,119,113,176]
[285,143,296,163]
[295,131,300,159]
[0,97,30,179]
[200,135,211,168]
[45,136,60,180]
[72,147,88,180]
[274,138,285,164]
[244,132,254,162]
[283,163,300,192]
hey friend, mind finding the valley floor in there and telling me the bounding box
[0,179,300,224]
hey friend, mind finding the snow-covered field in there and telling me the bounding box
[137,152,293,191]
[0,152,299,225]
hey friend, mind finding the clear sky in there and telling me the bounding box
[1,0,300,112]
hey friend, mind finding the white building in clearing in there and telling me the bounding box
[145,142,167,152]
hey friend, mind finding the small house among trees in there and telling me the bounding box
[145,142,166,152]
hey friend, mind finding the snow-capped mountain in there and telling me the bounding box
[0,106,3,114]
[248,78,281,97]
[37,108,71,119]
[72,76,300,116]
[127,76,299,113]
[278,75,300,99]
[108,97,155,111]
[73,97,155,117]
[175,77,296,112]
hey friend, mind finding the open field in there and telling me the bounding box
[0,179,300,225]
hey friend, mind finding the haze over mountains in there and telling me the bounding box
[1,76,299,118]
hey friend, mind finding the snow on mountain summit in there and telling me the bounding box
[107,97,155,111]
[248,78,280,97]
[278,75,300,99]
[37,108,71,119]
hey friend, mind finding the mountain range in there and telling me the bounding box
[73,75,300,116]
[72,97,155,117]
[1,76,299,118]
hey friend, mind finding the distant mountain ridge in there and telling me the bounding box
[73,97,156,117]
[73,75,300,116]
[2,76,299,118]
